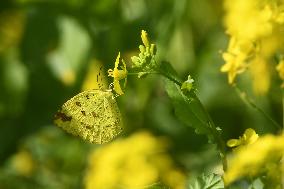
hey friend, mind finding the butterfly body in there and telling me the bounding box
[54,89,123,144]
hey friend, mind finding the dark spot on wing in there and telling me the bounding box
[91,112,98,118]
[54,112,72,122]
[75,101,82,107]
[86,94,90,99]
[81,111,86,116]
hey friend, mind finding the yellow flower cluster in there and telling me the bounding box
[224,133,284,187]
[221,0,284,94]
[131,30,157,79]
[131,30,157,70]
[84,131,185,189]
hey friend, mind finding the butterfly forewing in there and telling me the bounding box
[54,90,123,144]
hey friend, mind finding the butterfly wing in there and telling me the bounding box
[54,90,123,144]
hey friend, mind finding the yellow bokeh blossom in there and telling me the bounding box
[227,128,258,150]
[222,0,284,93]
[61,69,76,86]
[224,133,284,186]
[223,1,273,40]
[249,56,271,95]
[10,150,35,177]
[108,52,128,95]
[84,131,186,189]
[276,59,284,88]
[81,59,108,91]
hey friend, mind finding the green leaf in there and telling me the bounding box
[188,173,224,189]
[160,61,183,85]
[164,78,214,140]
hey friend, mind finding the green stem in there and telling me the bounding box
[194,93,228,171]
[234,85,281,131]
[159,70,228,172]
[127,71,160,76]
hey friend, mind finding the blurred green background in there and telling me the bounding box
[0,0,282,188]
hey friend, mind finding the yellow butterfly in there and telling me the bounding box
[54,66,123,144]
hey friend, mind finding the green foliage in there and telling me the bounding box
[165,78,213,138]
[161,61,218,142]
[1,0,283,188]
[188,173,224,189]
[0,127,91,189]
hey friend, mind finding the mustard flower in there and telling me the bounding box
[84,131,186,189]
[220,37,252,84]
[108,52,128,95]
[220,52,247,84]
[224,133,284,187]
[141,30,150,48]
[221,0,284,94]
[131,30,157,74]
[227,128,258,150]
[276,59,284,88]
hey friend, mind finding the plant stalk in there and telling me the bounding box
[234,85,281,131]
[160,71,228,172]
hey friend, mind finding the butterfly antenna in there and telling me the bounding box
[97,66,104,90]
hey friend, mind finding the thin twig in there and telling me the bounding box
[234,85,281,130]
[127,71,160,76]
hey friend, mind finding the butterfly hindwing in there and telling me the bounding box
[54,90,123,144]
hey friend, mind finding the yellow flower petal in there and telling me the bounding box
[227,128,258,149]
[227,139,241,147]
[141,30,150,47]
[108,52,128,95]
[113,79,124,95]
[243,128,259,145]
[224,134,284,186]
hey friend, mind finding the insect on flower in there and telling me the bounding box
[108,52,128,95]
[54,67,123,144]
